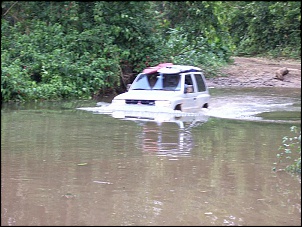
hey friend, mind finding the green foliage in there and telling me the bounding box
[1,1,168,102]
[222,1,301,58]
[93,1,166,73]
[273,126,301,174]
[1,19,120,101]
[163,27,231,77]
[1,1,300,102]
[157,1,234,77]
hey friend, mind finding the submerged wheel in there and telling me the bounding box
[174,104,182,111]
[203,103,208,108]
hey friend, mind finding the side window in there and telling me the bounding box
[194,74,206,92]
[184,74,194,92]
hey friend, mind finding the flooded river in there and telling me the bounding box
[1,87,301,226]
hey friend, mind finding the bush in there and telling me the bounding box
[1,19,121,101]
[273,126,301,174]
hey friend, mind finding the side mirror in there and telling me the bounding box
[126,84,131,91]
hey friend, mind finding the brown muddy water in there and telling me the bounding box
[1,87,301,226]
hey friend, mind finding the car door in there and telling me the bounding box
[181,73,198,112]
[193,73,210,108]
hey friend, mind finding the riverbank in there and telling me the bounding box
[207,57,301,88]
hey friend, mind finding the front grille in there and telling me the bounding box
[125,99,155,106]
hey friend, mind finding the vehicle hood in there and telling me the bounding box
[113,90,181,101]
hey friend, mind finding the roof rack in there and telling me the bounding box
[143,63,202,74]
[158,65,202,74]
[143,63,173,74]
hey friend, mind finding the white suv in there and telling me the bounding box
[110,63,210,112]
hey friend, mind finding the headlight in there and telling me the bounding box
[155,100,171,107]
[111,99,125,105]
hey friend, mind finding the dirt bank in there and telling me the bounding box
[207,57,301,88]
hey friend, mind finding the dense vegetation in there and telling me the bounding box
[1,1,301,102]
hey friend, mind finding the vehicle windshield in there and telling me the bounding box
[131,73,181,91]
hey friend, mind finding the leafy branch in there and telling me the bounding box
[273,126,301,174]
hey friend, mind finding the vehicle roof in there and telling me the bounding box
[143,63,202,74]
[142,63,173,74]
[158,65,202,74]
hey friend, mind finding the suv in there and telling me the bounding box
[110,63,210,112]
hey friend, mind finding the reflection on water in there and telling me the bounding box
[1,87,301,226]
[135,121,200,157]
